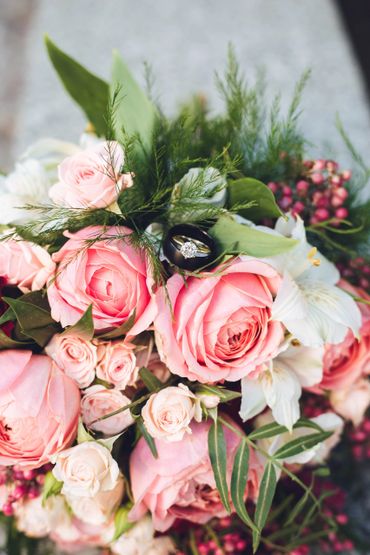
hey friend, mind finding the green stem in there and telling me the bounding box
[90,392,151,424]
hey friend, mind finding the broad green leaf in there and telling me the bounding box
[77,420,95,444]
[98,432,124,452]
[62,305,94,340]
[273,431,333,460]
[0,329,32,350]
[137,417,158,459]
[42,472,63,504]
[0,307,15,326]
[139,367,162,392]
[112,504,134,542]
[253,462,277,553]
[231,440,259,533]
[196,384,241,402]
[98,309,136,340]
[45,35,110,136]
[209,215,298,258]
[249,422,288,441]
[208,416,231,513]
[228,178,283,221]
[111,50,157,153]
[3,296,60,347]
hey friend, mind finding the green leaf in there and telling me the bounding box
[137,417,158,459]
[208,415,231,513]
[228,178,283,221]
[231,440,259,533]
[42,472,63,504]
[249,422,288,441]
[196,384,241,402]
[273,431,333,460]
[98,309,136,340]
[111,50,157,153]
[139,367,162,392]
[0,307,15,326]
[77,420,95,444]
[45,35,110,136]
[253,462,277,553]
[209,215,298,258]
[112,504,134,542]
[0,329,32,350]
[3,296,60,347]
[284,483,312,526]
[62,305,94,340]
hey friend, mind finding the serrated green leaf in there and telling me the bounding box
[209,215,298,258]
[98,309,136,340]
[228,178,283,221]
[112,504,134,542]
[139,367,162,392]
[273,431,332,460]
[231,440,259,533]
[42,472,63,504]
[45,35,109,136]
[208,418,231,513]
[137,417,158,459]
[196,384,241,402]
[62,305,94,340]
[253,462,277,553]
[111,50,156,153]
[3,296,60,347]
[249,422,288,441]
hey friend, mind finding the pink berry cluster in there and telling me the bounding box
[337,257,370,292]
[349,417,370,461]
[176,517,248,555]
[0,464,52,517]
[267,159,351,225]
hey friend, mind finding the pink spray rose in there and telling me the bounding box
[0,350,80,469]
[49,140,132,209]
[129,419,262,532]
[81,385,134,435]
[47,226,156,332]
[154,257,283,383]
[45,333,97,389]
[0,238,55,294]
[96,340,138,389]
[330,379,370,426]
[316,283,370,392]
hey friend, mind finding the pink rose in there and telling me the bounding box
[317,284,370,392]
[0,350,80,469]
[330,379,370,426]
[96,340,138,389]
[0,238,55,294]
[81,385,134,435]
[49,141,132,209]
[136,345,171,383]
[47,226,156,332]
[154,258,283,383]
[129,419,261,532]
[45,333,97,389]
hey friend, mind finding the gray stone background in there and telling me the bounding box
[0,1,370,554]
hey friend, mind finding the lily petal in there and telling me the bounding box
[239,377,267,422]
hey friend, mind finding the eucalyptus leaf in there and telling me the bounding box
[228,178,283,221]
[112,504,134,542]
[231,440,259,533]
[45,35,110,136]
[273,431,333,460]
[62,305,94,340]
[253,462,277,553]
[208,415,231,513]
[111,50,156,153]
[209,215,298,258]
[139,367,162,392]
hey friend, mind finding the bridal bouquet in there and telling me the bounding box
[0,37,369,555]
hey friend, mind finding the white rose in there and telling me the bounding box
[67,476,124,525]
[81,385,134,436]
[45,333,97,389]
[142,384,196,442]
[15,496,50,538]
[111,516,175,555]
[53,442,120,497]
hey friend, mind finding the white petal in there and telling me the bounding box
[278,343,324,388]
[272,271,307,323]
[261,367,301,431]
[239,378,267,422]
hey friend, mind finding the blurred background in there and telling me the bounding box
[1,0,370,173]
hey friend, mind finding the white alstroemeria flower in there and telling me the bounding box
[266,215,361,347]
[254,410,344,470]
[240,340,324,431]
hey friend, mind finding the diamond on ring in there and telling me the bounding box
[180,241,198,259]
